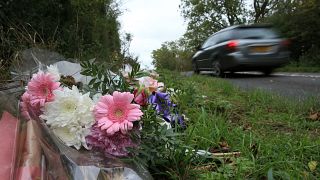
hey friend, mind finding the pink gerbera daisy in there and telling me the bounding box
[94,91,143,135]
[27,71,60,106]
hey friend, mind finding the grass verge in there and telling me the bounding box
[157,70,320,179]
[277,61,320,73]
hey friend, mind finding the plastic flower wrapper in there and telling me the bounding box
[157,82,165,92]
[0,92,20,179]
[148,70,159,79]
[4,52,192,179]
[1,58,152,179]
[47,64,61,81]
[121,64,132,79]
[120,63,143,86]
[15,69,62,180]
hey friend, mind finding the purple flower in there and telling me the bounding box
[85,123,138,157]
[148,91,186,128]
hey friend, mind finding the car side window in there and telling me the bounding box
[216,31,231,43]
[202,36,215,48]
[202,35,218,48]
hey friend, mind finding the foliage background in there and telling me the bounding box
[0,0,139,81]
[152,0,320,72]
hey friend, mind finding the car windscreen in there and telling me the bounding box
[233,27,280,39]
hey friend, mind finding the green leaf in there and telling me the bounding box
[80,61,86,68]
[102,84,107,94]
[93,82,100,90]
[97,71,102,79]
[88,78,96,86]
[81,69,91,76]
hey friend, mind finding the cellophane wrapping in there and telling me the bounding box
[0,52,152,180]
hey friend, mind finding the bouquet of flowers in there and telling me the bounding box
[0,59,186,179]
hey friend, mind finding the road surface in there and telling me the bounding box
[184,71,320,101]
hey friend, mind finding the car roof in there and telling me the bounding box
[212,24,273,36]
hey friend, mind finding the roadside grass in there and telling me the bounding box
[158,70,320,179]
[277,61,320,73]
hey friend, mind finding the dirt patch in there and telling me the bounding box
[306,128,320,139]
[255,121,295,134]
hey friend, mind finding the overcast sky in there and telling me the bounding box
[119,0,187,69]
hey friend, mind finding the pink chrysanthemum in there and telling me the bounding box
[86,123,138,157]
[94,91,143,135]
[27,71,60,107]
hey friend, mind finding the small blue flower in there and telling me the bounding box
[148,91,186,128]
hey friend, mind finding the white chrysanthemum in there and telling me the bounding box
[40,86,94,149]
[47,64,60,81]
[52,126,90,150]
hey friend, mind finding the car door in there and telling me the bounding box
[195,35,218,69]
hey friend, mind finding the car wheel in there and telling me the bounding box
[262,69,274,76]
[192,61,200,74]
[212,61,224,77]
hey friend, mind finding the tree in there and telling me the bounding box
[179,0,247,48]
[252,0,278,23]
[152,39,193,71]
[0,0,122,63]
[152,43,177,71]
[265,0,320,63]
[118,33,140,68]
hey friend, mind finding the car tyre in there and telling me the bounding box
[212,61,224,77]
[192,61,200,74]
[262,68,274,76]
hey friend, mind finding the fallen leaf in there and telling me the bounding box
[194,164,216,171]
[308,161,318,172]
[218,139,230,152]
[219,141,229,148]
[308,112,320,121]
[302,171,309,178]
[243,124,252,131]
[267,107,273,113]
[209,138,231,153]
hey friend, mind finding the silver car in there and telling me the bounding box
[192,25,290,76]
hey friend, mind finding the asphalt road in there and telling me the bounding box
[184,71,320,101]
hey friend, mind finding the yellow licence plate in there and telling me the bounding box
[251,46,272,53]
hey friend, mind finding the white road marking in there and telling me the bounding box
[273,73,320,78]
[238,72,320,78]
[182,71,320,78]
